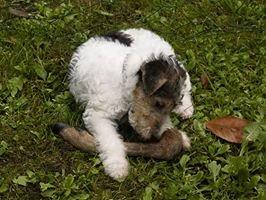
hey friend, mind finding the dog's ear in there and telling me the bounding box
[140,60,168,96]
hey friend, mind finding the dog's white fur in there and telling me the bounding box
[69,28,193,180]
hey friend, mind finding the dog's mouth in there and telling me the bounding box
[128,107,160,140]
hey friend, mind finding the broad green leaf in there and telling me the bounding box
[65,14,77,23]
[149,181,159,192]
[41,189,56,198]
[248,175,260,189]
[222,164,229,173]
[193,120,206,136]
[186,49,196,69]
[138,176,145,183]
[35,64,47,80]
[64,189,71,197]
[160,16,168,25]
[92,157,101,166]
[14,65,26,72]
[206,52,213,65]
[208,161,221,182]
[0,182,8,193]
[40,182,55,192]
[245,122,266,143]
[142,186,153,200]
[90,168,99,175]
[7,76,26,97]
[26,170,34,178]
[13,176,29,186]
[26,170,37,183]
[0,177,8,193]
[180,155,190,169]
[262,174,266,183]
[0,141,8,156]
[63,174,74,189]
[216,144,230,156]
[191,171,204,185]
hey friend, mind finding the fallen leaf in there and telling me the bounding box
[200,74,209,89]
[206,116,249,143]
[9,8,29,17]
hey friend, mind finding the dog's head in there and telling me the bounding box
[128,55,187,139]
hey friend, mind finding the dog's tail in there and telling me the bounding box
[179,131,191,150]
[50,123,97,153]
[50,123,69,135]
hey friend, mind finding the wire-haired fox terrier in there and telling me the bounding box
[68,28,193,180]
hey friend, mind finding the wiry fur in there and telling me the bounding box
[68,28,193,180]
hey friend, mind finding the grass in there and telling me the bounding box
[0,0,265,199]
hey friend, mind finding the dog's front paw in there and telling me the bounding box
[175,105,194,119]
[103,156,129,181]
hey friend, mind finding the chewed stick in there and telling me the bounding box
[52,123,184,160]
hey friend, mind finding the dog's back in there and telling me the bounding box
[123,28,174,58]
[69,37,133,116]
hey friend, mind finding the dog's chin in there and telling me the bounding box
[136,127,153,140]
[128,110,149,140]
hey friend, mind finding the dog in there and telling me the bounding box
[68,28,193,180]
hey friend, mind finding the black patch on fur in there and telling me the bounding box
[155,83,176,98]
[50,123,69,135]
[101,31,133,46]
[141,59,169,95]
[141,55,188,100]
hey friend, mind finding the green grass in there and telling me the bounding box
[0,0,265,199]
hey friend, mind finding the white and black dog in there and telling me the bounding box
[68,28,193,180]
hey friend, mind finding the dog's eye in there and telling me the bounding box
[155,100,165,110]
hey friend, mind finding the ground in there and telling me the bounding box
[0,0,265,199]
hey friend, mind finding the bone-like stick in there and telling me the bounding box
[52,123,183,160]
[124,129,183,160]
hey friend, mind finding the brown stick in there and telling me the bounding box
[55,125,183,160]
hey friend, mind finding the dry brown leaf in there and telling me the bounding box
[200,74,209,89]
[9,8,29,17]
[206,116,249,143]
